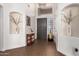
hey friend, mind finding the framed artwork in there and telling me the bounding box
[26,16,31,26]
[10,11,22,34]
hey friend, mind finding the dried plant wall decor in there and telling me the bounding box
[10,12,22,34]
[61,9,72,36]
[62,9,79,25]
[62,10,72,25]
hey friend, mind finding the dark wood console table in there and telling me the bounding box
[26,33,35,46]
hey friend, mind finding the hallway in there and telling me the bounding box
[0,40,64,56]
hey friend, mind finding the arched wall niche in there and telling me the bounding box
[9,11,22,34]
[61,4,79,38]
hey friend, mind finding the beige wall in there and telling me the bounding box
[71,7,79,37]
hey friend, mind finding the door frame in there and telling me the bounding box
[37,18,47,40]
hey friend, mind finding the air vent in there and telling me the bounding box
[38,8,52,15]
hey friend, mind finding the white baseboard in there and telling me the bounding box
[0,43,26,51]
